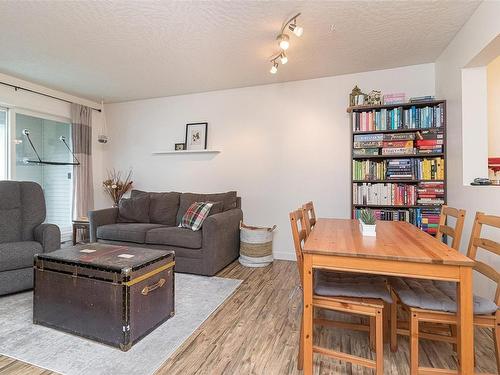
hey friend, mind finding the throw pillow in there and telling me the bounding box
[179,202,214,231]
[117,195,150,223]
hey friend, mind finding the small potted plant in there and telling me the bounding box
[359,209,377,236]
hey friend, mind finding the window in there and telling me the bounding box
[15,113,73,237]
[0,108,7,180]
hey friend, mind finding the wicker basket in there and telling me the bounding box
[239,222,276,267]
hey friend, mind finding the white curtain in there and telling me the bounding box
[71,104,94,219]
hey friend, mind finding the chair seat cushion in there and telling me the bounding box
[390,278,499,315]
[97,223,165,244]
[314,270,393,303]
[0,241,43,271]
[145,227,202,249]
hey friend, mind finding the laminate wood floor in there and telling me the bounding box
[0,260,497,375]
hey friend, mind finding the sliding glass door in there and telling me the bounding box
[15,113,73,237]
[0,108,7,180]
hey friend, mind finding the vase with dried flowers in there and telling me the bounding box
[102,169,133,207]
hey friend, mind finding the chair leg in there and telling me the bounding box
[298,314,304,370]
[375,308,384,374]
[369,316,376,351]
[494,319,500,373]
[383,302,390,344]
[390,296,398,352]
[410,311,419,375]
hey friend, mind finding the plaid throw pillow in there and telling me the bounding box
[179,202,214,231]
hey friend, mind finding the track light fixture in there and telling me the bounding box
[268,13,303,74]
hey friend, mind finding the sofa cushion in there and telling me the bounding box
[146,227,203,249]
[131,190,180,226]
[0,241,43,271]
[176,191,237,224]
[117,195,150,223]
[97,223,164,244]
[180,202,214,231]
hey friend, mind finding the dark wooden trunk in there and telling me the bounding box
[33,244,175,351]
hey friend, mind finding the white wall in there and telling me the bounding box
[104,63,435,260]
[435,1,500,299]
[0,72,107,211]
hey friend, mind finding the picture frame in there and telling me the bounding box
[174,143,185,151]
[185,122,208,150]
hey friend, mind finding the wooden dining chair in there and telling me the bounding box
[436,205,467,250]
[389,205,467,352]
[391,212,500,374]
[290,208,391,374]
[302,201,316,236]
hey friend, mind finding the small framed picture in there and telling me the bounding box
[185,122,208,150]
[175,143,185,151]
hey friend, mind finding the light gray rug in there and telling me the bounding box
[0,273,241,375]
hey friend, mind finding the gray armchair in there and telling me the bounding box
[0,181,61,295]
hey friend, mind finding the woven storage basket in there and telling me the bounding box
[239,222,276,267]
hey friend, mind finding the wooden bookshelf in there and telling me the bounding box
[349,100,447,234]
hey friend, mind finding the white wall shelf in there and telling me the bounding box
[152,150,221,155]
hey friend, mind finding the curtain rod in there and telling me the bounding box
[0,80,102,112]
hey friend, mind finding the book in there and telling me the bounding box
[354,141,383,148]
[410,96,435,103]
[381,147,416,155]
[382,140,414,148]
[353,148,380,156]
[383,133,416,141]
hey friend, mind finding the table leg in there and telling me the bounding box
[457,266,473,374]
[302,254,313,375]
[72,225,77,246]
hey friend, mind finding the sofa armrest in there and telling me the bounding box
[202,208,243,275]
[89,207,118,242]
[34,223,61,253]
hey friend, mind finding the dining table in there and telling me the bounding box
[302,218,475,375]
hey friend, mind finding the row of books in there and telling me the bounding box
[417,181,445,206]
[353,183,417,206]
[352,104,445,132]
[352,207,442,235]
[353,131,444,156]
[352,158,445,180]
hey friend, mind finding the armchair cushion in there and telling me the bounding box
[0,241,43,271]
[97,223,164,244]
[146,227,202,249]
[0,208,22,243]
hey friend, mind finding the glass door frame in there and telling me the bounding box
[9,107,71,180]
[0,106,9,180]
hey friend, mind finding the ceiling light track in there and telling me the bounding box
[268,13,303,74]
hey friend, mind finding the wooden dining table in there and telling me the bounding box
[302,218,475,375]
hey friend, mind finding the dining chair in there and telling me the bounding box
[302,201,316,236]
[290,208,392,374]
[391,212,500,374]
[389,205,467,352]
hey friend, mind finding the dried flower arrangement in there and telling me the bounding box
[102,169,133,206]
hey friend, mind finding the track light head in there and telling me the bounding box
[270,62,278,74]
[22,129,30,136]
[289,22,303,37]
[280,52,288,64]
[277,33,290,50]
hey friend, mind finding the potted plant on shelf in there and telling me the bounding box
[359,209,377,236]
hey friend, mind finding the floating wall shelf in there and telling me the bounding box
[152,150,221,155]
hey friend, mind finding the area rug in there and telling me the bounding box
[0,273,241,375]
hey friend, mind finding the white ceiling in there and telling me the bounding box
[0,1,480,103]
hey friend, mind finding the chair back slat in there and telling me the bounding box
[289,209,308,285]
[466,212,500,306]
[435,205,466,250]
[302,201,317,236]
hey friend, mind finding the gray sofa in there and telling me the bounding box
[0,181,61,295]
[89,190,243,276]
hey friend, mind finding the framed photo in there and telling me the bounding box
[174,143,185,151]
[185,122,208,150]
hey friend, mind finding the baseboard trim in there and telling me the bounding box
[272,250,296,261]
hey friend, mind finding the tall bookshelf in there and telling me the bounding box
[347,100,447,235]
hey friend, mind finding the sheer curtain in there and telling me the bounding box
[71,104,93,219]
